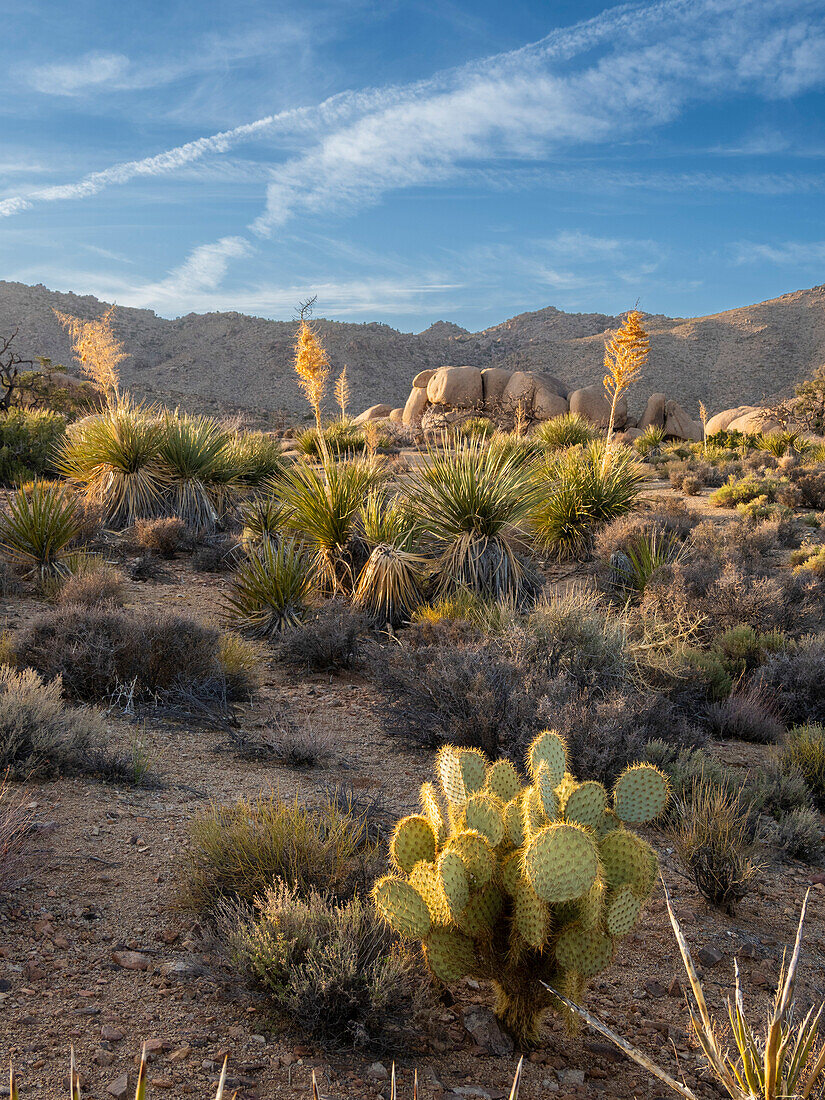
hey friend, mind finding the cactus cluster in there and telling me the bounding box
[372,732,669,1045]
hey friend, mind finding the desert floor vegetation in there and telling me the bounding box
[2,357,825,1098]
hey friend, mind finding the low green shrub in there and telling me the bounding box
[0,480,82,580]
[0,409,66,485]
[180,792,380,913]
[779,724,825,809]
[228,883,426,1047]
[225,537,314,637]
[766,807,822,862]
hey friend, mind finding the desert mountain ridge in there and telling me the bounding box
[1,279,824,421]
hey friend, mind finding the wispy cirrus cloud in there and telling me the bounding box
[29,52,131,95]
[732,240,825,265]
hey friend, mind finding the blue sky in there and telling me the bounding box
[1,0,824,331]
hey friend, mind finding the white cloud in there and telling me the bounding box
[732,240,825,265]
[28,52,130,96]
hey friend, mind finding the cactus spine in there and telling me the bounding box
[372,734,669,1046]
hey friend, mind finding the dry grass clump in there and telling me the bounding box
[55,561,126,607]
[9,605,258,704]
[754,634,825,726]
[228,883,426,1048]
[0,665,106,778]
[134,515,190,557]
[669,777,760,914]
[180,792,380,914]
[778,724,825,809]
[704,684,785,743]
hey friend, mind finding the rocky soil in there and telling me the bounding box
[1,486,824,1100]
[2,280,825,423]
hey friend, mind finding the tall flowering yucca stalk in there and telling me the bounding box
[294,320,330,465]
[334,365,350,422]
[53,304,127,409]
[602,309,649,469]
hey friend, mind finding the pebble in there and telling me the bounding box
[111,950,150,972]
[696,945,724,968]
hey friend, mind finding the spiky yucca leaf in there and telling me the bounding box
[224,431,283,486]
[280,457,384,592]
[159,414,236,532]
[239,488,286,549]
[534,413,598,450]
[634,425,666,457]
[354,543,427,627]
[55,406,168,527]
[0,479,82,579]
[225,537,313,637]
[408,436,540,602]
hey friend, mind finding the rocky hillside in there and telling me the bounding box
[1,280,823,421]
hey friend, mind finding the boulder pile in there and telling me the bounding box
[355,364,705,441]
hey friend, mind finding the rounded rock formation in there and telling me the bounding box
[568,383,627,429]
[426,365,483,409]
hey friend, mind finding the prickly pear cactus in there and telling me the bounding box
[372,733,669,1046]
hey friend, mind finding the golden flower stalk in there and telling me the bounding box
[293,319,331,465]
[602,309,649,465]
[335,365,350,421]
[53,303,127,408]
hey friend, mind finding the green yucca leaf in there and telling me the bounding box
[0,479,82,579]
[225,537,314,637]
[280,457,385,593]
[407,436,540,602]
[55,407,168,528]
[634,425,666,457]
[159,414,236,532]
[224,431,283,486]
[615,529,685,594]
[361,490,420,550]
[534,413,598,450]
[240,489,286,548]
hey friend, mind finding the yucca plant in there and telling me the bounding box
[55,405,168,528]
[551,888,825,1100]
[614,528,686,594]
[239,488,286,549]
[756,430,811,459]
[280,457,384,593]
[224,430,283,487]
[225,537,314,637]
[533,442,646,558]
[296,420,366,458]
[407,436,540,602]
[634,424,666,457]
[354,492,427,626]
[8,1048,524,1099]
[0,479,82,580]
[159,413,236,532]
[534,412,598,450]
[458,416,496,440]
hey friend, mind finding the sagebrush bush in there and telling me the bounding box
[180,793,380,913]
[56,561,126,607]
[779,724,825,809]
[228,883,425,1047]
[273,600,368,672]
[755,635,825,726]
[134,516,189,557]
[704,684,785,743]
[0,665,106,778]
[10,605,256,704]
[669,778,759,914]
[593,500,696,561]
[192,535,239,573]
[766,808,822,862]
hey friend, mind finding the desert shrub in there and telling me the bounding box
[788,468,825,510]
[0,409,66,485]
[747,760,812,819]
[778,724,825,809]
[180,793,380,913]
[134,516,189,557]
[0,665,106,778]
[685,624,784,700]
[594,500,695,561]
[710,473,785,508]
[0,480,82,580]
[56,406,168,528]
[548,686,705,787]
[217,631,264,700]
[228,883,425,1047]
[0,559,22,597]
[274,601,367,672]
[192,535,240,573]
[411,587,497,632]
[532,442,645,557]
[634,424,665,457]
[10,605,255,704]
[534,412,598,450]
[296,420,367,457]
[225,430,282,486]
[128,553,166,582]
[669,777,760,914]
[267,712,332,767]
[408,437,540,602]
[791,543,825,576]
[643,741,733,799]
[225,537,314,638]
[458,415,495,439]
[771,808,823,861]
[704,684,785,743]
[754,635,825,725]
[56,561,126,607]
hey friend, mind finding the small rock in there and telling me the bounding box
[367,1063,388,1081]
[95,1050,116,1066]
[452,1089,491,1100]
[111,950,150,972]
[585,1041,626,1064]
[696,945,724,968]
[161,958,205,980]
[558,1068,586,1086]
[107,1074,129,1099]
[461,1006,514,1057]
[644,979,668,998]
[667,977,683,997]
[101,1026,124,1042]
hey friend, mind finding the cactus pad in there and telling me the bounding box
[523,823,600,903]
[527,729,566,785]
[523,786,547,838]
[437,849,470,918]
[536,762,560,820]
[606,884,643,936]
[505,797,525,847]
[486,759,520,803]
[599,829,657,897]
[458,882,504,938]
[513,877,551,949]
[409,860,449,923]
[555,924,615,979]
[564,781,607,832]
[372,877,432,939]
[465,792,505,848]
[613,764,669,825]
[420,782,446,845]
[425,928,476,982]
[446,829,495,887]
[391,815,437,873]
